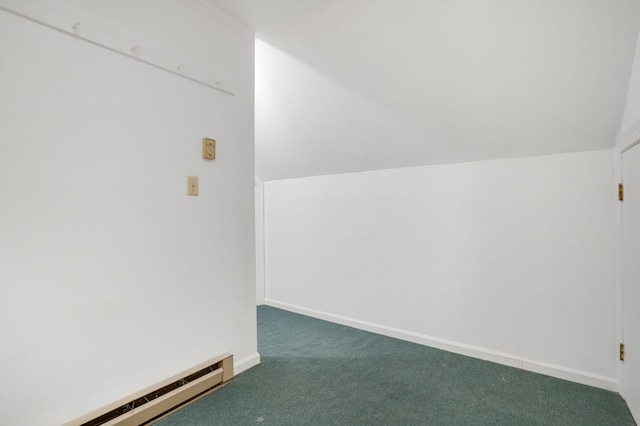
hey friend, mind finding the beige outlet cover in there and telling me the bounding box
[187,176,199,196]
[202,138,216,160]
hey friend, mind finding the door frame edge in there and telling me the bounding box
[614,119,640,398]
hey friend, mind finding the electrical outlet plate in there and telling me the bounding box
[188,176,199,196]
[202,138,216,160]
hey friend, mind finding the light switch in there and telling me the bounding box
[187,176,199,196]
[202,138,216,160]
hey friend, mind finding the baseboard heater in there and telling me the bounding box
[65,353,234,426]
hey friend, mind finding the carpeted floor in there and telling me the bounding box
[157,306,636,425]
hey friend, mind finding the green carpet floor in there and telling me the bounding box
[158,306,636,425]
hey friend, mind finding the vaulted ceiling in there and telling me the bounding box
[208,0,640,180]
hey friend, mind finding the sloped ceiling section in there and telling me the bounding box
[210,0,640,181]
[205,0,328,33]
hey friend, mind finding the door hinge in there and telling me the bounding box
[620,343,625,361]
[619,183,624,201]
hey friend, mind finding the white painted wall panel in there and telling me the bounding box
[0,3,255,425]
[265,150,616,385]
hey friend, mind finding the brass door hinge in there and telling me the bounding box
[619,183,624,201]
[620,343,625,361]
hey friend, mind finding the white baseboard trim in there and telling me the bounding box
[265,299,618,392]
[522,359,617,391]
[234,352,260,375]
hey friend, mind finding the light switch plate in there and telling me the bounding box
[202,138,216,160]
[187,176,199,196]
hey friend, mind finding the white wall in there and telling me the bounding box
[255,172,266,305]
[0,2,256,425]
[265,150,617,389]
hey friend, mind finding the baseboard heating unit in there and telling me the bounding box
[65,353,234,426]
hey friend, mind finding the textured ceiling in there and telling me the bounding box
[209,0,640,180]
